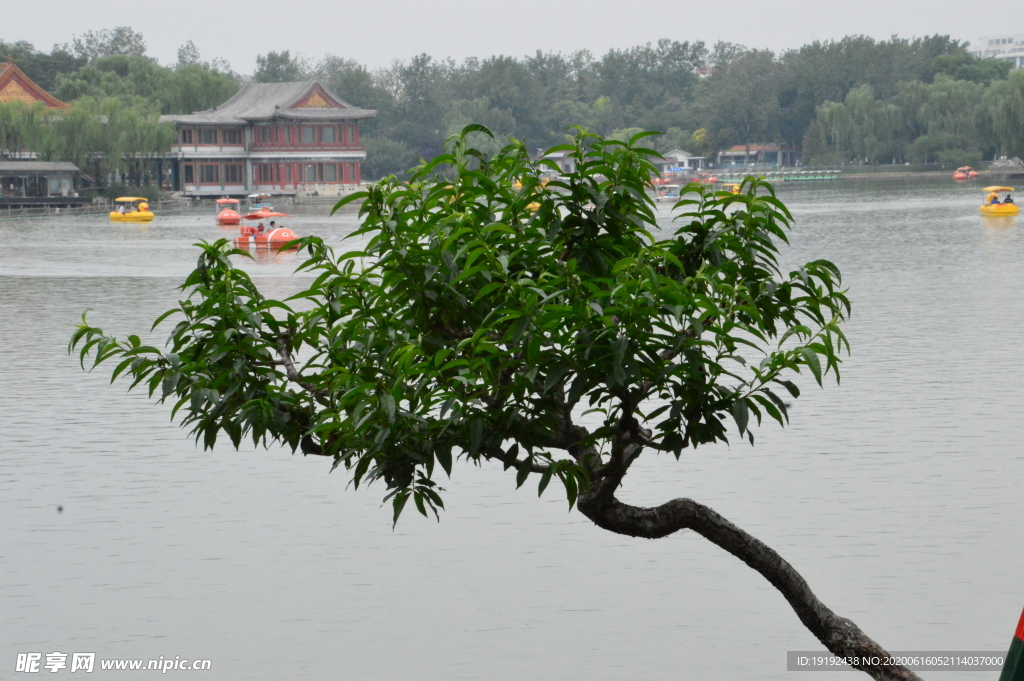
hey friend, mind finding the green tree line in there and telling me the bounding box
[3,29,1020,180]
[0,97,175,187]
[250,36,1015,176]
[805,70,1024,166]
[2,30,238,189]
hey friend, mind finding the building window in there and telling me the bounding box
[200,164,219,183]
[257,164,280,183]
[324,164,336,182]
[223,129,242,145]
[283,127,291,144]
[183,164,194,183]
[260,127,271,144]
[286,164,292,183]
[180,129,193,144]
[199,129,217,145]
[225,164,243,184]
[303,127,315,144]
[304,164,316,182]
[323,127,335,144]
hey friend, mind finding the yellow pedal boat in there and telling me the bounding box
[110,197,154,222]
[979,186,1018,216]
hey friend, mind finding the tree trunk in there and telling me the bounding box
[577,485,923,681]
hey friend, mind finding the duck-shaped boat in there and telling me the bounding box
[980,186,1018,216]
[109,197,154,222]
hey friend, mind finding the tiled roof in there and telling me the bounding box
[0,63,67,108]
[0,161,79,173]
[161,79,376,125]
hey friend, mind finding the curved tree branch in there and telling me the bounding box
[577,481,923,681]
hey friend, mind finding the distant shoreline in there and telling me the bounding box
[840,169,1022,181]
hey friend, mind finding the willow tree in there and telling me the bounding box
[62,96,175,185]
[986,69,1024,158]
[0,97,173,185]
[71,128,921,681]
[0,101,52,155]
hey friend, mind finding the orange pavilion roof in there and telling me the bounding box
[0,62,67,108]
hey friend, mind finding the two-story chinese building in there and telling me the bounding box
[161,79,376,197]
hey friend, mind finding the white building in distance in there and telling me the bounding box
[969,34,1024,68]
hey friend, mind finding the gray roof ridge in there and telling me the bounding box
[160,79,378,124]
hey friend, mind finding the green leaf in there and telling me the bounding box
[732,398,750,435]
[538,468,553,496]
[460,123,494,139]
[776,380,800,398]
[469,418,483,454]
[562,471,578,509]
[381,394,396,423]
[515,459,532,488]
[331,191,369,214]
[436,447,453,477]
[800,347,823,386]
[392,490,410,528]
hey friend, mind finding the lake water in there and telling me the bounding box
[2,180,1022,680]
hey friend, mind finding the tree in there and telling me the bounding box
[931,50,1012,85]
[253,51,311,83]
[71,127,921,681]
[61,27,148,62]
[53,54,239,115]
[0,40,85,92]
[160,63,240,115]
[590,39,706,111]
[361,136,417,180]
[809,77,993,165]
[54,55,168,103]
[472,56,542,143]
[700,48,782,159]
[986,69,1024,158]
[315,56,391,113]
[0,95,174,187]
[776,35,965,148]
[443,97,516,156]
[176,41,202,68]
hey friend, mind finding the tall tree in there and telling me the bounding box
[777,35,967,148]
[473,56,541,141]
[72,127,924,681]
[985,69,1024,158]
[61,27,148,62]
[315,56,391,112]
[0,40,85,92]
[701,47,782,158]
[53,54,238,115]
[253,51,311,83]
[176,41,202,68]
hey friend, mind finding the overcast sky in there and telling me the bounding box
[5,0,1020,73]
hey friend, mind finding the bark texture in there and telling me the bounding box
[577,479,923,681]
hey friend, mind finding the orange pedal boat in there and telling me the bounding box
[216,198,241,225]
[234,225,301,248]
